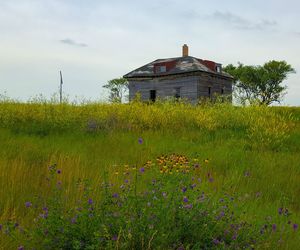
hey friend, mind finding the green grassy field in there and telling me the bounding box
[0,101,299,249]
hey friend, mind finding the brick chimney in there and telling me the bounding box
[182,44,189,57]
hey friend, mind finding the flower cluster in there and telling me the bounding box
[1,154,298,249]
[156,154,195,174]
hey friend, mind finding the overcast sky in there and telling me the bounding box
[0,0,299,105]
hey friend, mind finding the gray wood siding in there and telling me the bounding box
[197,75,232,98]
[128,73,232,103]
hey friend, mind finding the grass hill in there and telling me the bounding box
[0,101,299,249]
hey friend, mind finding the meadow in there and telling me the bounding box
[0,99,300,249]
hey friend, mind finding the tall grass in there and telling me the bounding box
[0,100,299,249]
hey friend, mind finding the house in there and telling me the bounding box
[123,44,233,103]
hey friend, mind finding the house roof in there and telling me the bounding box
[123,56,233,79]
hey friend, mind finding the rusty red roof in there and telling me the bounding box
[124,56,233,79]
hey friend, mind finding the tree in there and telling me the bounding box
[103,78,129,103]
[224,61,295,105]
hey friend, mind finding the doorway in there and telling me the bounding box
[150,90,156,102]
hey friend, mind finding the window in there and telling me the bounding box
[221,87,224,95]
[160,66,166,72]
[208,87,211,98]
[155,66,167,73]
[216,65,222,73]
[150,90,156,102]
[174,87,181,99]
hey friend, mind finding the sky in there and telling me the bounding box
[0,0,299,105]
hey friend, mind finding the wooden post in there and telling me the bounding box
[60,70,63,104]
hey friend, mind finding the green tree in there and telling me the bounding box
[224,61,295,105]
[103,78,129,103]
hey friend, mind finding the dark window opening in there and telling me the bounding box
[221,87,224,95]
[174,87,181,99]
[208,87,211,98]
[150,90,156,102]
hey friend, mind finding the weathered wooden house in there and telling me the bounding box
[123,45,233,103]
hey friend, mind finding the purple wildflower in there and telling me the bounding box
[57,169,61,174]
[39,213,48,219]
[212,238,220,245]
[182,187,187,193]
[112,193,119,198]
[191,183,196,189]
[183,197,188,203]
[112,235,118,241]
[18,246,24,250]
[0,224,2,231]
[138,138,143,144]
[71,217,77,224]
[124,179,129,183]
[209,177,214,183]
[139,167,145,173]
[88,198,93,205]
[183,204,193,209]
[162,192,167,198]
[278,207,283,215]
[25,201,32,208]
[120,184,125,189]
[272,224,277,231]
[232,233,237,240]
[293,224,298,231]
